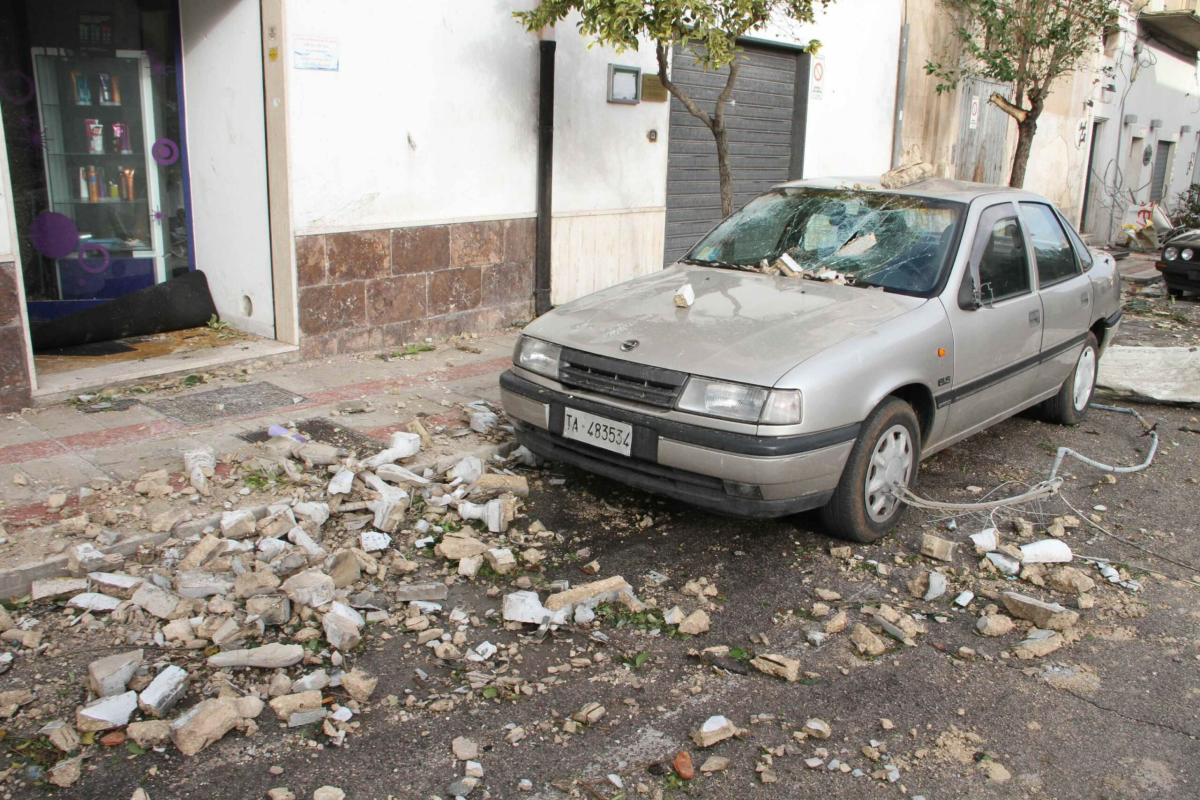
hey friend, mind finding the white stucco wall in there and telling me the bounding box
[286,0,538,233]
[285,0,671,234]
[759,0,903,178]
[551,22,669,214]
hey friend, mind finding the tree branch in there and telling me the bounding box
[656,42,714,131]
[989,92,1028,124]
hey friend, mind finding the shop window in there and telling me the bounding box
[0,0,191,333]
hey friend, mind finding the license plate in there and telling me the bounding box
[562,408,632,456]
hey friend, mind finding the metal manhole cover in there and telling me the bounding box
[145,382,303,424]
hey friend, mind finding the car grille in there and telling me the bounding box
[559,348,687,409]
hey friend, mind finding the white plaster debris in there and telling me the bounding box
[138,665,189,717]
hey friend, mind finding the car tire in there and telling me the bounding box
[1167,286,1184,299]
[820,397,920,543]
[1041,332,1099,426]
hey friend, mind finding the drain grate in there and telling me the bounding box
[146,382,303,424]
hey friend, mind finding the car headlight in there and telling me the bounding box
[513,336,561,379]
[1182,248,1195,262]
[676,377,802,424]
[1164,246,1179,261]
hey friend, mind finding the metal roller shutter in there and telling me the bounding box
[1149,141,1173,204]
[664,45,803,265]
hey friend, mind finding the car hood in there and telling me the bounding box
[1165,228,1200,247]
[525,264,926,387]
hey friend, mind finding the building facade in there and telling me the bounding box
[2,0,1195,414]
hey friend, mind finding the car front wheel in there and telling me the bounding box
[820,397,920,543]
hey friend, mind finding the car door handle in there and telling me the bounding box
[1080,292,1090,305]
[1029,310,1041,325]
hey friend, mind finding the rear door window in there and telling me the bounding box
[1019,203,1080,286]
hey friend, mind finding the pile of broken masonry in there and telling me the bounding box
[0,415,605,792]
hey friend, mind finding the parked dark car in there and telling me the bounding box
[1157,229,1200,297]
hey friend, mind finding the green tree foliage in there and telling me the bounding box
[516,1,828,216]
[925,0,1118,188]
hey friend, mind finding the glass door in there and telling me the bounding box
[29,47,167,315]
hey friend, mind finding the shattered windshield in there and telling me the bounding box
[685,188,964,294]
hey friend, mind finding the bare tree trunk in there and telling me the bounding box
[990,92,1041,189]
[656,43,741,217]
[1008,97,1043,188]
[714,126,734,216]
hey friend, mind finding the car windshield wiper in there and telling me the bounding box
[679,257,757,272]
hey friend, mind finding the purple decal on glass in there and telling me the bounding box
[151,138,180,166]
[29,212,81,259]
[77,242,112,274]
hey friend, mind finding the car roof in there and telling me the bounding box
[775,175,1049,204]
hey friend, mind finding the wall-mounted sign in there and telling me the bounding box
[969,95,980,130]
[810,55,825,100]
[642,73,669,102]
[293,36,339,71]
[608,64,641,104]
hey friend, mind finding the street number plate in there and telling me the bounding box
[562,408,632,457]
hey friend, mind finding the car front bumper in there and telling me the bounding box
[500,370,855,518]
[1157,260,1200,292]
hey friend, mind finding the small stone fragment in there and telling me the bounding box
[48,756,82,787]
[269,691,322,721]
[750,653,801,682]
[88,649,143,697]
[76,691,138,732]
[207,643,304,669]
[677,609,710,635]
[803,718,832,739]
[975,614,1015,637]
[1001,591,1079,630]
[452,736,479,761]
[342,668,377,703]
[920,534,956,562]
[691,715,739,748]
[281,570,335,608]
[1013,629,1064,659]
[673,751,695,780]
[850,623,888,656]
[138,665,189,717]
[170,697,242,755]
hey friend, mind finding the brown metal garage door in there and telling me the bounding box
[663,44,807,265]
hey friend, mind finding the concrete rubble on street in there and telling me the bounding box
[0,319,1188,798]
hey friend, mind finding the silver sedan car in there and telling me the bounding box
[500,178,1122,542]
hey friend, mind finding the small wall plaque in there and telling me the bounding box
[642,73,669,102]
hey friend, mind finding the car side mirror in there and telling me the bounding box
[958,272,983,310]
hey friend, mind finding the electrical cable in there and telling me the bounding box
[895,403,1200,581]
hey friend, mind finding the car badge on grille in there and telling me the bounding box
[619,339,639,352]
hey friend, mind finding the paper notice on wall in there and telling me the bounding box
[293,36,339,71]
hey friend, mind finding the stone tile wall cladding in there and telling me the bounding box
[0,261,32,411]
[296,218,535,358]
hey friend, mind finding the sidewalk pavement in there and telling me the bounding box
[0,331,517,562]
